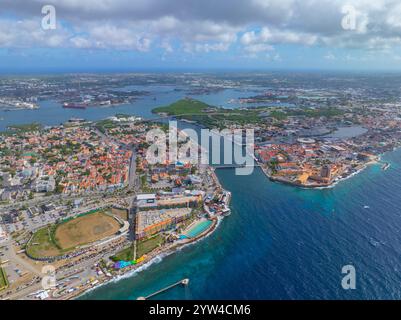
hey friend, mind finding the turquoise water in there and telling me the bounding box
[3,81,400,300]
[186,220,213,238]
[80,148,401,300]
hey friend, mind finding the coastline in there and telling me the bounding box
[73,216,224,301]
[257,159,380,190]
[71,172,229,300]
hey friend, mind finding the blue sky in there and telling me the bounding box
[2,0,401,72]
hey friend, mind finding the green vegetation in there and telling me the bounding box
[153,98,211,116]
[0,267,8,290]
[95,119,118,133]
[137,234,164,257]
[110,234,164,262]
[26,225,61,259]
[269,107,345,120]
[110,245,134,262]
[153,98,265,129]
[7,122,42,132]
[26,209,112,259]
[153,98,345,129]
[1,122,42,136]
[269,110,288,121]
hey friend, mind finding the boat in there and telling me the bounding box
[62,102,87,109]
[222,207,231,216]
[381,162,390,170]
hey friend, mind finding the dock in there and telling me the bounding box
[137,278,189,300]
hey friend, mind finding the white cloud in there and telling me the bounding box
[2,0,401,55]
[324,52,336,60]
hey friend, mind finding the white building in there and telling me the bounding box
[0,225,7,242]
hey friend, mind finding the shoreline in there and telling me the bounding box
[258,161,376,190]
[73,211,224,300]
[74,147,394,299]
[70,167,229,300]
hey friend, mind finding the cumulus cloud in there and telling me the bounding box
[2,0,401,54]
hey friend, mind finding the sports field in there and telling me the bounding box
[26,211,121,259]
[54,212,120,249]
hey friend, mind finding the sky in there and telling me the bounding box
[2,0,401,72]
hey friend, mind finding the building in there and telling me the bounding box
[136,194,157,207]
[320,165,332,180]
[135,208,192,239]
[188,175,202,185]
[34,176,55,193]
[0,225,7,242]
[2,210,19,224]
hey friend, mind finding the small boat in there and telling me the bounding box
[369,238,379,247]
[363,205,370,209]
[381,162,390,170]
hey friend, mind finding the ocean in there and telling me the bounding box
[2,81,400,299]
[81,149,401,299]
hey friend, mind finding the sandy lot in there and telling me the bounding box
[55,212,120,250]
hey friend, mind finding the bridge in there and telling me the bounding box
[213,164,261,169]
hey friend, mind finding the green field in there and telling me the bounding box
[7,122,42,132]
[153,98,211,116]
[0,267,8,290]
[153,98,266,129]
[137,235,164,257]
[111,234,164,262]
[269,107,345,120]
[26,210,119,259]
[152,98,346,129]
[26,225,61,259]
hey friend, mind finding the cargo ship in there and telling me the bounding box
[62,102,87,109]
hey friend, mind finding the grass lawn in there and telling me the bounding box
[110,245,135,262]
[137,234,164,257]
[0,267,8,290]
[111,234,164,262]
[26,225,61,259]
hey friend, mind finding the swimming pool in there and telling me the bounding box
[185,220,213,238]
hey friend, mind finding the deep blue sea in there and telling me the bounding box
[2,83,400,299]
[81,148,401,300]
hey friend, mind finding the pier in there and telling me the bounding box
[137,278,189,300]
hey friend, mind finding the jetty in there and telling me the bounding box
[137,278,189,300]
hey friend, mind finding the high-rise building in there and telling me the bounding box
[321,165,332,179]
